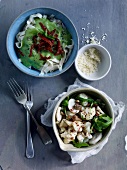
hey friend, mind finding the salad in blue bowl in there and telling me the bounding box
[7,8,79,77]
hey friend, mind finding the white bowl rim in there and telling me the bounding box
[52,87,114,152]
[75,44,112,81]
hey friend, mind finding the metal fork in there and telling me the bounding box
[25,86,34,158]
[8,78,52,145]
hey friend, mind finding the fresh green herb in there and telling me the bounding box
[61,96,69,107]
[76,96,94,102]
[62,106,67,114]
[93,114,112,132]
[72,140,89,148]
[76,96,105,107]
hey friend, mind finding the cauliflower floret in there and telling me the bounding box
[85,107,96,120]
[86,132,92,139]
[72,121,83,132]
[96,106,104,114]
[60,127,77,144]
[83,122,92,139]
[77,132,85,143]
[83,122,91,133]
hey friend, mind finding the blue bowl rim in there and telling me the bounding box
[6,7,79,78]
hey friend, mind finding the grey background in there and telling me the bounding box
[0,0,127,169]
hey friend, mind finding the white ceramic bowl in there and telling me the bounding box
[52,88,114,152]
[75,44,112,81]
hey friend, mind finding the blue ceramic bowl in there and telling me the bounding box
[7,8,79,77]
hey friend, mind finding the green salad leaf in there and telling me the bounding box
[61,97,69,107]
[72,141,89,148]
[61,97,69,114]
[93,114,113,132]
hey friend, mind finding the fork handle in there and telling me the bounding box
[26,111,34,158]
[36,125,52,145]
[25,105,52,145]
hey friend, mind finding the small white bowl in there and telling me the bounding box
[75,44,112,81]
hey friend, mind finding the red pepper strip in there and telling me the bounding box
[39,22,57,36]
[54,34,58,38]
[55,39,64,55]
[43,45,53,53]
[35,42,45,52]
[38,33,53,47]
[17,49,24,56]
[49,29,56,36]
[39,22,47,31]
[29,44,34,57]
[39,22,50,34]
[39,53,51,60]
[33,35,37,44]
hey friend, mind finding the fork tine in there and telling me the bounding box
[24,85,28,98]
[25,84,33,101]
[27,86,30,101]
[30,88,33,101]
[7,81,18,97]
[10,78,22,96]
[12,78,24,94]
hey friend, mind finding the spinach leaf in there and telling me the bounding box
[61,96,69,107]
[61,96,69,114]
[72,141,89,148]
[93,114,112,132]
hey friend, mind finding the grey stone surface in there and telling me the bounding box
[0,0,127,169]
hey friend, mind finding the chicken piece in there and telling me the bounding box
[66,111,75,120]
[64,120,73,126]
[56,107,62,123]
[59,127,66,133]
[64,138,73,144]
[72,115,82,121]
[59,119,68,128]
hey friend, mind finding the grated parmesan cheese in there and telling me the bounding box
[77,47,101,75]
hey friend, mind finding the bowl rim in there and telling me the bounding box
[6,7,79,78]
[75,44,112,81]
[52,87,114,152]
